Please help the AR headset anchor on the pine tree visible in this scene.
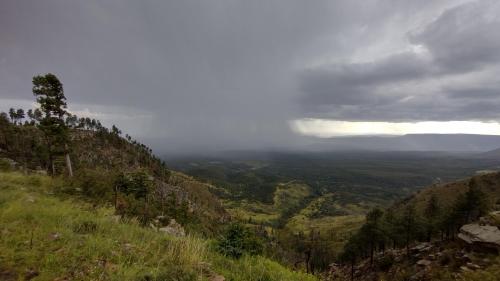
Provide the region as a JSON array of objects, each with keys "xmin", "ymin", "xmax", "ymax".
[
  {"xmin": 453, "ymin": 179, "xmax": 489, "ymax": 226},
  {"xmin": 340, "ymin": 233, "xmax": 363, "ymax": 281},
  {"xmin": 424, "ymin": 194, "xmax": 440, "ymax": 241},
  {"xmin": 8, "ymin": 108, "xmax": 16, "ymax": 124},
  {"xmin": 33, "ymin": 109, "xmax": 42, "ymax": 122},
  {"xmin": 402, "ymin": 203, "xmax": 418, "ymax": 256},
  {"xmin": 383, "ymin": 208, "xmax": 404, "ymax": 249},
  {"xmin": 32, "ymin": 73, "xmax": 73, "ymax": 176},
  {"xmin": 26, "ymin": 109, "xmax": 36, "ymax": 125},
  {"xmin": 16, "ymin": 109, "xmax": 25, "ymax": 124},
  {"xmin": 363, "ymin": 208, "xmax": 385, "ymax": 266}
]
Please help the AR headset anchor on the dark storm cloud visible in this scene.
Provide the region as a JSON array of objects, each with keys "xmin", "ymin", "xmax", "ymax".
[
  {"xmin": 446, "ymin": 85, "xmax": 500, "ymax": 99},
  {"xmin": 1, "ymin": 0, "xmax": 499, "ymax": 152},
  {"xmin": 409, "ymin": 0, "xmax": 500, "ymax": 73},
  {"xmin": 299, "ymin": 52, "xmax": 432, "ymax": 106},
  {"xmin": 300, "ymin": 0, "xmax": 500, "ymax": 122},
  {"xmin": 0, "ymin": 0, "xmax": 368, "ymax": 152}
]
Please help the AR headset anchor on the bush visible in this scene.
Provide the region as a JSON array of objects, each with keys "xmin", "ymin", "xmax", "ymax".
[
  {"xmin": 136, "ymin": 267, "xmax": 197, "ymax": 281},
  {"xmin": 376, "ymin": 253, "xmax": 395, "ymax": 271},
  {"xmin": 439, "ymin": 252, "xmax": 452, "ymax": 266},
  {"xmin": 71, "ymin": 168, "xmax": 115, "ymax": 199},
  {"xmin": 116, "ymin": 171, "xmax": 152, "ymax": 199},
  {"xmin": 156, "ymin": 267, "xmax": 197, "ymax": 281},
  {"xmin": 0, "ymin": 158, "xmax": 13, "ymax": 172},
  {"xmin": 72, "ymin": 220, "xmax": 98, "ymax": 234},
  {"xmin": 216, "ymin": 223, "xmax": 263, "ymax": 259},
  {"xmin": 115, "ymin": 193, "xmax": 160, "ymax": 225}
]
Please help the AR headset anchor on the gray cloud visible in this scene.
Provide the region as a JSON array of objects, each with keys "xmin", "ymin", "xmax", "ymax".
[
  {"xmin": 299, "ymin": 52, "xmax": 432, "ymax": 107},
  {"xmin": 409, "ymin": 0, "xmax": 500, "ymax": 73},
  {"xmin": 0, "ymin": 0, "xmax": 499, "ymax": 153},
  {"xmin": 300, "ymin": 0, "xmax": 500, "ymax": 122},
  {"xmin": 446, "ymin": 85, "xmax": 500, "ymax": 99},
  {"xmin": 2, "ymin": 0, "xmax": 366, "ymax": 152}
]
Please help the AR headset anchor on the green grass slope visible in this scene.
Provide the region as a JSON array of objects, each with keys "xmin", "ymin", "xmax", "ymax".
[
  {"xmin": 395, "ymin": 171, "xmax": 500, "ymax": 216},
  {"xmin": 0, "ymin": 119, "xmax": 229, "ymax": 233},
  {"xmin": 222, "ymin": 182, "xmax": 366, "ymax": 262},
  {"xmin": 0, "ymin": 172, "xmax": 317, "ymax": 281}
]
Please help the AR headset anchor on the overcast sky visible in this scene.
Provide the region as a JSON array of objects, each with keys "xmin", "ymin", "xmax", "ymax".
[{"xmin": 1, "ymin": 0, "xmax": 500, "ymax": 153}]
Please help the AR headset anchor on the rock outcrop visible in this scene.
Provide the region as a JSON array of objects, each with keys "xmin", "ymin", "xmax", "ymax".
[
  {"xmin": 159, "ymin": 219, "xmax": 186, "ymax": 237},
  {"xmin": 326, "ymin": 241, "xmax": 491, "ymax": 281},
  {"xmin": 458, "ymin": 223, "xmax": 500, "ymax": 252}
]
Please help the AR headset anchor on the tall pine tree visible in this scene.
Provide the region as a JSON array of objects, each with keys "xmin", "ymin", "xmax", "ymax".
[{"xmin": 32, "ymin": 73, "xmax": 73, "ymax": 176}]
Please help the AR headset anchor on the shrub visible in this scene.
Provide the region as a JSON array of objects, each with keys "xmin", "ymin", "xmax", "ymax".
[
  {"xmin": 0, "ymin": 158, "xmax": 12, "ymax": 172},
  {"xmin": 68, "ymin": 168, "xmax": 115, "ymax": 200},
  {"xmin": 72, "ymin": 220, "xmax": 98, "ymax": 234},
  {"xmin": 116, "ymin": 171, "xmax": 152, "ymax": 199},
  {"xmin": 439, "ymin": 252, "xmax": 453, "ymax": 266},
  {"xmin": 136, "ymin": 267, "xmax": 197, "ymax": 281},
  {"xmin": 155, "ymin": 267, "xmax": 197, "ymax": 281},
  {"xmin": 376, "ymin": 253, "xmax": 395, "ymax": 271},
  {"xmin": 216, "ymin": 223, "xmax": 263, "ymax": 259}
]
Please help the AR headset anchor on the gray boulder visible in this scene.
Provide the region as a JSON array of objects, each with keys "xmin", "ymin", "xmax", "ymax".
[
  {"xmin": 416, "ymin": 259, "xmax": 432, "ymax": 267},
  {"xmin": 159, "ymin": 219, "xmax": 186, "ymax": 237},
  {"xmin": 458, "ymin": 223, "xmax": 500, "ymax": 251}
]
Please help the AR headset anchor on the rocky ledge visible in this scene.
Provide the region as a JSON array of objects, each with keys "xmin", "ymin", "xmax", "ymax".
[{"xmin": 458, "ymin": 223, "xmax": 500, "ymax": 252}]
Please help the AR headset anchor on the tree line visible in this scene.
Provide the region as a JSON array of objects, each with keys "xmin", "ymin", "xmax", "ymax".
[
  {"xmin": 339, "ymin": 179, "xmax": 489, "ymax": 280},
  {"xmin": 0, "ymin": 74, "xmax": 203, "ymax": 229},
  {"xmin": 0, "ymin": 73, "xmax": 161, "ymax": 176}
]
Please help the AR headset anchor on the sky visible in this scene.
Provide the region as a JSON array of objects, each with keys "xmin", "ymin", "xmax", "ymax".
[{"xmin": 1, "ymin": 0, "xmax": 500, "ymax": 153}]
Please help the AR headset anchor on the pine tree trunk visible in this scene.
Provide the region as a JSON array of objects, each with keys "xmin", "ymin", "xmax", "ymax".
[
  {"xmin": 114, "ymin": 185, "xmax": 118, "ymax": 210},
  {"xmin": 65, "ymin": 153, "xmax": 73, "ymax": 177},
  {"xmin": 370, "ymin": 242, "xmax": 374, "ymax": 266},
  {"xmin": 305, "ymin": 249, "xmax": 311, "ymax": 273},
  {"xmin": 406, "ymin": 231, "xmax": 410, "ymax": 257},
  {"xmin": 19, "ymin": 130, "xmax": 28, "ymax": 174},
  {"xmin": 64, "ymin": 144, "xmax": 73, "ymax": 177},
  {"xmin": 50, "ymin": 156, "xmax": 55, "ymax": 176},
  {"xmin": 406, "ymin": 217, "xmax": 411, "ymax": 256},
  {"xmin": 350, "ymin": 260, "xmax": 354, "ymax": 281},
  {"xmin": 45, "ymin": 136, "xmax": 55, "ymax": 176}
]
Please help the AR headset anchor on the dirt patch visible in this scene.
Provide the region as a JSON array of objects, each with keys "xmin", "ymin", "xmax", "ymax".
[{"xmin": 0, "ymin": 267, "xmax": 18, "ymax": 281}]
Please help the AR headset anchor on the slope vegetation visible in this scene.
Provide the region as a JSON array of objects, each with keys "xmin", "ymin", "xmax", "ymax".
[
  {"xmin": 0, "ymin": 172, "xmax": 317, "ymax": 281},
  {"xmin": 0, "ymin": 117, "xmax": 227, "ymax": 233},
  {"xmin": 397, "ymin": 171, "xmax": 500, "ymax": 215}
]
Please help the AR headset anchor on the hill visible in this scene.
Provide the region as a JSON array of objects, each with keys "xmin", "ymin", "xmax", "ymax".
[
  {"xmin": 304, "ymin": 134, "xmax": 500, "ymax": 152},
  {"xmin": 475, "ymin": 147, "xmax": 500, "ymax": 159},
  {"xmin": 0, "ymin": 115, "xmax": 227, "ymax": 233},
  {"xmin": 331, "ymin": 170, "xmax": 500, "ymax": 280},
  {"xmin": 0, "ymin": 109, "xmax": 320, "ymax": 280},
  {"xmin": 0, "ymin": 171, "xmax": 317, "ymax": 281},
  {"xmin": 398, "ymin": 171, "xmax": 500, "ymax": 220},
  {"xmin": 3, "ymin": 96, "xmax": 500, "ymax": 278},
  {"xmin": 170, "ymin": 151, "xmax": 500, "ymax": 263}
]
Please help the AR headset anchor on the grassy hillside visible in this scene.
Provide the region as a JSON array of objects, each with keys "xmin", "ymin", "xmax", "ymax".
[
  {"xmin": 171, "ymin": 152, "xmax": 500, "ymax": 263},
  {"xmin": 396, "ymin": 171, "xmax": 500, "ymax": 216},
  {"xmin": 0, "ymin": 118, "xmax": 227, "ymax": 233},
  {"xmin": 171, "ymin": 152, "xmax": 500, "ymax": 228},
  {"xmin": 0, "ymin": 172, "xmax": 317, "ymax": 281},
  {"xmin": 70, "ymin": 130, "xmax": 229, "ymax": 226},
  {"xmin": 222, "ymin": 181, "xmax": 365, "ymax": 267},
  {"xmin": 329, "ymin": 170, "xmax": 500, "ymax": 281}
]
